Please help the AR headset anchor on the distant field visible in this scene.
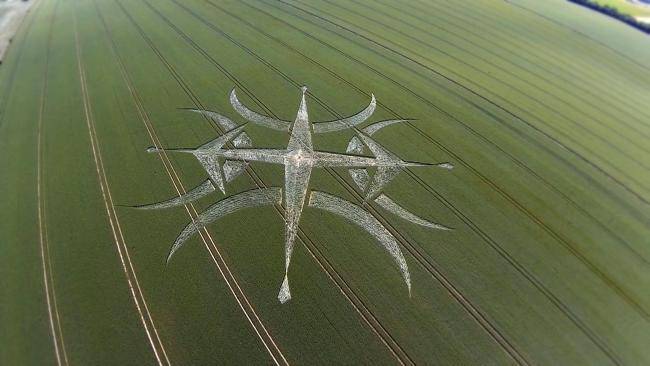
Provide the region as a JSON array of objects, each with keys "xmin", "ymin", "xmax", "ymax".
[
  {"xmin": 0, "ymin": 1, "xmax": 33, "ymax": 62},
  {"xmin": 593, "ymin": 0, "xmax": 650, "ymax": 16},
  {"xmin": 1, "ymin": 0, "xmax": 650, "ymax": 365}
]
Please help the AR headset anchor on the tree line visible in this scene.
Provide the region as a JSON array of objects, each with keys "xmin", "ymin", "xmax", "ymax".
[{"xmin": 568, "ymin": 0, "xmax": 650, "ymax": 34}]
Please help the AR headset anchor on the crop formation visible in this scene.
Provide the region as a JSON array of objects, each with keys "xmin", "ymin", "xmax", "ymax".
[{"xmin": 1, "ymin": 0, "xmax": 649, "ymax": 365}]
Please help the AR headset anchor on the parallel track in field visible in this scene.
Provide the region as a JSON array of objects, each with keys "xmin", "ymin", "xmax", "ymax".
[
  {"xmin": 279, "ymin": 0, "xmax": 650, "ymax": 203},
  {"xmin": 244, "ymin": 0, "xmax": 650, "ymax": 229},
  {"xmin": 36, "ymin": 2, "xmax": 69, "ymax": 365},
  {"xmin": 94, "ymin": 2, "xmax": 291, "ymax": 364},
  {"xmin": 505, "ymin": 0, "xmax": 650, "ymax": 74},
  {"xmin": 427, "ymin": 0, "xmax": 650, "ymax": 117},
  {"xmin": 72, "ymin": 5, "xmax": 171, "ymax": 364}
]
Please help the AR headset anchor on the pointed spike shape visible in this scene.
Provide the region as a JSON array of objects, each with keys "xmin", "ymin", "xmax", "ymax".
[
  {"xmin": 146, "ymin": 146, "xmax": 195, "ymax": 154},
  {"xmin": 282, "ymin": 161, "xmax": 311, "ymax": 284},
  {"xmin": 288, "ymin": 86, "xmax": 312, "ymax": 151},
  {"xmin": 281, "ymin": 86, "xmax": 314, "ymax": 297},
  {"xmin": 278, "ymin": 276, "xmax": 291, "ymax": 303}
]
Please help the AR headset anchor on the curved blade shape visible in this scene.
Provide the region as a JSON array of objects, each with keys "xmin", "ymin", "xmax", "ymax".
[
  {"xmin": 313, "ymin": 94, "xmax": 376, "ymax": 133},
  {"xmin": 133, "ymin": 179, "xmax": 215, "ymax": 210},
  {"xmin": 185, "ymin": 108, "xmax": 237, "ymax": 131},
  {"xmin": 375, "ymin": 194, "xmax": 452, "ymax": 231},
  {"xmin": 168, "ymin": 187, "xmax": 282, "ymax": 262},
  {"xmin": 308, "ymin": 191, "xmax": 411, "ymax": 295},
  {"xmin": 362, "ymin": 119, "xmax": 410, "ymax": 135},
  {"xmin": 230, "ymin": 89, "xmax": 291, "ymax": 131}
]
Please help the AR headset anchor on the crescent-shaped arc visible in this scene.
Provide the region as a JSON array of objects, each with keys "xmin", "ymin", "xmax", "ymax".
[
  {"xmin": 375, "ymin": 194, "xmax": 452, "ymax": 231},
  {"xmin": 230, "ymin": 89, "xmax": 291, "ymax": 131},
  {"xmin": 230, "ymin": 88, "xmax": 378, "ymax": 134},
  {"xmin": 308, "ymin": 191, "xmax": 411, "ymax": 295},
  {"xmin": 185, "ymin": 108, "xmax": 238, "ymax": 131},
  {"xmin": 363, "ymin": 118, "xmax": 411, "ymax": 135},
  {"xmin": 132, "ymin": 179, "xmax": 216, "ymax": 210},
  {"xmin": 312, "ymin": 94, "xmax": 377, "ymax": 133},
  {"xmin": 167, "ymin": 187, "xmax": 283, "ymax": 262}
]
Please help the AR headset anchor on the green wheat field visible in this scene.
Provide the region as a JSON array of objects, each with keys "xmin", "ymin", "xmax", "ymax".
[{"xmin": 1, "ymin": 0, "xmax": 649, "ymax": 364}]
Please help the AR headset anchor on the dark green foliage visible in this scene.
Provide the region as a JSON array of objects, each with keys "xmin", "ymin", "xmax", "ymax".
[{"xmin": 569, "ymin": 0, "xmax": 650, "ymax": 33}]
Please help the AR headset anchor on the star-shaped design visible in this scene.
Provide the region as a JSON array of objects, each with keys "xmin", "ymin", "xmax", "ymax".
[{"xmin": 140, "ymin": 86, "xmax": 452, "ymax": 303}]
